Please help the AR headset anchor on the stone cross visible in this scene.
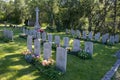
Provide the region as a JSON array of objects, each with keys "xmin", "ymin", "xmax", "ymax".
[
  {"xmin": 34, "ymin": 7, "xmax": 40, "ymax": 30},
  {"xmin": 56, "ymin": 47, "xmax": 67, "ymax": 72}
]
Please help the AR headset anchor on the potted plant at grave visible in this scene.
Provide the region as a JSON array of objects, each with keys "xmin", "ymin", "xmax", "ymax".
[{"xmin": 22, "ymin": 50, "xmax": 33, "ymax": 63}]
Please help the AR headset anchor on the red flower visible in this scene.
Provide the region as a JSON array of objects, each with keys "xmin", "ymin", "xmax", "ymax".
[{"xmin": 37, "ymin": 29, "xmax": 44, "ymax": 33}]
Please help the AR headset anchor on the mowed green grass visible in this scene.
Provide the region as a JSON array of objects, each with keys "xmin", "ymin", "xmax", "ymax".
[{"xmin": 0, "ymin": 26, "xmax": 120, "ymax": 80}]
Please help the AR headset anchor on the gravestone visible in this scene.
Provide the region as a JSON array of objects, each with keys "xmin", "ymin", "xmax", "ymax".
[
  {"xmin": 82, "ymin": 31, "xmax": 87, "ymax": 39},
  {"xmin": 76, "ymin": 30, "xmax": 81, "ymax": 38},
  {"xmin": 71, "ymin": 29, "xmax": 75, "ymax": 37},
  {"xmin": 23, "ymin": 28, "xmax": 26, "ymax": 34},
  {"xmin": 37, "ymin": 32, "xmax": 41, "ymax": 39},
  {"xmin": 63, "ymin": 37, "xmax": 69, "ymax": 48},
  {"xmin": 48, "ymin": 34, "xmax": 53, "ymax": 42},
  {"xmin": 42, "ymin": 32, "xmax": 46, "ymax": 41},
  {"xmin": 3, "ymin": 29, "xmax": 13, "ymax": 41},
  {"xmin": 27, "ymin": 36, "xmax": 33, "ymax": 52},
  {"xmin": 34, "ymin": 39, "xmax": 40, "ymax": 56},
  {"xmin": 32, "ymin": 30, "xmax": 37, "ymax": 38},
  {"xmin": 94, "ymin": 32, "xmax": 100, "ymax": 41},
  {"xmin": 88, "ymin": 31, "xmax": 93, "ymax": 40},
  {"xmin": 43, "ymin": 42, "xmax": 52, "ymax": 60},
  {"xmin": 8, "ymin": 31, "xmax": 14, "ymax": 41},
  {"xmin": 85, "ymin": 42, "xmax": 93, "ymax": 56},
  {"xmin": 56, "ymin": 47, "xmax": 67, "ymax": 72},
  {"xmin": 115, "ymin": 34, "xmax": 119, "ymax": 43},
  {"xmin": 102, "ymin": 34, "xmax": 108, "ymax": 44},
  {"xmin": 109, "ymin": 35, "xmax": 115, "ymax": 45},
  {"xmin": 55, "ymin": 36, "xmax": 60, "ymax": 46},
  {"xmin": 66, "ymin": 29, "xmax": 69, "ymax": 34},
  {"xmin": 72, "ymin": 39, "xmax": 81, "ymax": 52}
]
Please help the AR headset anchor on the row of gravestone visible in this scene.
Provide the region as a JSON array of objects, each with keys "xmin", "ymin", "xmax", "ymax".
[
  {"xmin": 27, "ymin": 35, "xmax": 93, "ymax": 72},
  {"xmin": 66, "ymin": 29, "xmax": 120, "ymax": 45},
  {"xmin": 3, "ymin": 29, "xmax": 13, "ymax": 41},
  {"xmin": 27, "ymin": 35, "xmax": 67, "ymax": 72}
]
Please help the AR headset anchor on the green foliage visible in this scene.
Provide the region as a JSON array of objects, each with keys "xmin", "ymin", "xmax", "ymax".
[
  {"xmin": 77, "ymin": 50, "xmax": 92, "ymax": 60},
  {"xmin": 0, "ymin": 36, "xmax": 12, "ymax": 43}
]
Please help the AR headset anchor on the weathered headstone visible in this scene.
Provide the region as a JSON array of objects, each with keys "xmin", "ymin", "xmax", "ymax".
[
  {"xmin": 109, "ymin": 35, "xmax": 115, "ymax": 45},
  {"xmin": 56, "ymin": 47, "xmax": 67, "ymax": 72},
  {"xmin": 115, "ymin": 34, "xmax": 119, "ymax": 43},
  {"xmin": 27, "ymin": 36, "xmax": 33, "ymax": 52},
  {"xmin": 88, "ymin": 31, "xmax": 93, "ymax": 40},
  {"xmin": 55, "ymin": 36, "xmax": 60, "ymax": 46},
  {"xmin": 34, "ymin": 39, "xmax": 40, "ymax": 56},
  {"xmin": 43, "ymin": 42, "xmax": 52, "ymax": 60},
  {"xmin": 3, "ymin": 29, "xmax": 13, "ymax": 41},
  {"xmin": 48, "ymin": 34, "xmax": 53, "ymax": 42},
  {"xmin": 72, "ymin": 39, "xmax": 81, "ymax": 52},
  {"xmin": 63, "ymin": 37, "xmax": 69, "ymax": 48},
  {"xmin": 37, "ymin": 32, "xmax": 41, "ymax": 39},
  {"xmin": 66, "ymin": 29, "xmax": 69, "ymax": 34},
  {"xmin": 82, "ymin": 31, "xmax": 87, "ymax": 39},
  {"xmin": 42, "ymin": 32, "xmax": 46, "ymax": 41},
  {"xmin": 85, "ymin": 42, "xmax": 93, "ymax": 55},
  {"xmin": 71, "ymin": 29, "xmax": 75, "ymax": 37},
  {"xmin": 94, "ymin": 32, "xmax": 100, "ymax": 41},
  {"xmin": 76, "ymin": 30, "xmax": 81, "ymax": 38},
  {"xmin": 102, "ymin": 34, "xmax": 108, "ymax": 44}
]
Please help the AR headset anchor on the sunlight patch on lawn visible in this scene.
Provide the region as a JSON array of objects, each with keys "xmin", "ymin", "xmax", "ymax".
[{"xmin": 8, "ymin": 65, "xmax": 31, "ymax": 70}]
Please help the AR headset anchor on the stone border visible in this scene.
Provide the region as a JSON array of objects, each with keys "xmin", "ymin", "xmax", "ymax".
[{"xmin": 101, "ymin": 59, "xmax": 120, "ymax": 80}]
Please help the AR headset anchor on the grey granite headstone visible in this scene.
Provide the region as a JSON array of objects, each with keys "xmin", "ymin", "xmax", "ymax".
[
  {"xmin": 82, "ymin": 31, "xmax": 87, "ymax": 39},
  {"xmin": 76, "ymin": 30, "xmax": 81, "ymax": 38},
  {"xmin": 55, "ymin": 36, "xmax": 60, "ymax": 46},
  {"xmin": 88, "ymin": 31, "xmax": 93, "ymax": 40},
  {"xmin": 56, "ymin": 47, "xmax": 67, "ymax": 72},
  {"xmin": 42, "ymin": 32, "xmax": 46, "ymax": 41},
  {"xmin": 34, "ymin": 39, "xmax": 40, "ymax": 56},
  {"xmin": 27, "ymin": 36, "xmax": 33, "ymax": 52},
  {"xmin": 72, "ymin": 39, "xmax": 81, "ymax": 52},
  {"xmin": 85, "ymin": 42, "xmax": 93, "ymax": 56},
  {"xmin": 66, "ymin": 29, "xmax": 69, "ymax": 34},
  {"xmin": 115, "ymin": 34, "xmax": 119, "ymax": 43},
  {"xmin": 94, "ymin": 32, "xmax": 100, "ymax": 41},
  {"xmin": 71, "ymin": 29, "xmax": 75, "ymax": 37},
  {"xmin": 109, "ymin": 35, "xmax": 115, "ymax": 45},
  {"xmin": 43, "ymin": 42, "xmax": 52, "ymax": 60},
  {"xmin": 48, "ymin": 34, "xmax": 53, "ymax": 42},
  {"xmin": 102, "ymin": 34, "xmax": 108, "ymax": 44},
  {"xmin": 37, "ymin": 32, "xmax": 41, "ymax": 39},
  {"xmin": 63, "ymin": 37, "xmax": 69, "ymax": 48}
]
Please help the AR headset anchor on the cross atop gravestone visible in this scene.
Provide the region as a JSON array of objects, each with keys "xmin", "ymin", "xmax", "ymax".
[{"xmin": 34, "ymin": 7, "xmax": 40, "ymax": 30}]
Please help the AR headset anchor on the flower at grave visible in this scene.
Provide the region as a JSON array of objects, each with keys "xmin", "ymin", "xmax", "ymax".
[
  {"xmin": 42, "ymin": 60, "xmax": 48, "ymax": 66},
  {"xmin": 22, "ymin": 50, "xmax": 31, "ymax": 55},
  {"xmin": 41, "ymin": 59, "xmax": 55, "ymax": 66},
  {"xmin": 37, "ymin": 29, "xmax": 44, "ymax": 33},
  {"xmin": 32, "ymin": 54, "xmax": 40, "ymax": 61}
]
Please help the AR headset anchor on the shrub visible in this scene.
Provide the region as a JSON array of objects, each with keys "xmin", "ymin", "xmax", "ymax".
[{"xmin": 77, "ymin": 51, "xmax": 92, "ymax": 60}]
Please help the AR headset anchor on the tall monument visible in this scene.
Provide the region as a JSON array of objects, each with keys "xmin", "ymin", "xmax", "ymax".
[{"xmin": 34, "ymin": 7, "xmax": 40, "ymax": 30}]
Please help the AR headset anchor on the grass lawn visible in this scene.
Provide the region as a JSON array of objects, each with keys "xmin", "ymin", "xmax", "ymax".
[{"xmin": 0, "ymin": 26, "xmax": 120, "ymax": 80}]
